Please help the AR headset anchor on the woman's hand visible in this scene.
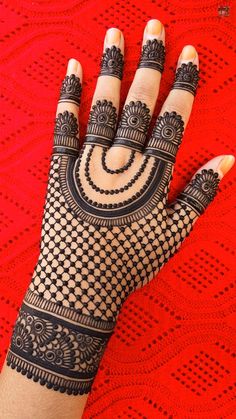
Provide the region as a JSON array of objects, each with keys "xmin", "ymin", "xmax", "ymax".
[{"xmin": 3, "ymin": 19, "xmax": 234, "ymax": 407}]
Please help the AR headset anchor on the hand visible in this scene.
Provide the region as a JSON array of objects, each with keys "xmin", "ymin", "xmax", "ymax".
[{"xmin": 7, "ymin": 20, "xmax": 234, "ymax": 397}]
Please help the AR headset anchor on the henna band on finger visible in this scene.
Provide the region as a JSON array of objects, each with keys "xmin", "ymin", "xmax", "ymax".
[
  {"xmin": 172, "ymin": 62, "xmax": 199, "ymax": 96},
  {"xmin": 176, "ymin": 169, "xmax": 220, "ymax": 215},
  {"xmin": 114, "ymin": 101, "xmax": 151, "ymax": 152},
  {"xmin": 100, "ymin": 46, "xmax": 124, "ymax": 80},
  {"xmin": 85, "ymin": 99, "xmax": 118, "ymax": 147},
  {"xmin": 145, "ymin": 111, "xmax": 184, "ymax": 163},
  {"xmin": 138, "ymin": 39, "xmax": 165, "ymax": 73},
  {"xmin": 53, "ymin": 111, "xmax": 80, "ymax": 155},
  {"xmin": 58, "ymin": 74, "xmax": 82, "ymax": 106}
]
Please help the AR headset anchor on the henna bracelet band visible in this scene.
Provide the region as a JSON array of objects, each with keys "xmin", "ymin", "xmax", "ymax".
[{"xmin": 7, "ymin": 290, "xmax": 115, "ymax": 395}]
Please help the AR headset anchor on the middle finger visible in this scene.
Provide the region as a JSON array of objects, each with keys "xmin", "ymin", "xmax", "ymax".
[{"xmin": 112, "ymin": 19, "xmax": 165, "ymax": 153}]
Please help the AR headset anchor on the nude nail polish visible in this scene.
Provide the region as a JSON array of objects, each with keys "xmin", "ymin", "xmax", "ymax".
[
  {"xmin": 217, "ymin": 155, "xmax": 235, "ymax": 177},
  {"xmin": 146, "ymin": 19, "xmax": 163, "ymax": 38},
  {"xmin": 181, "ymin": 45, "xmax": 196, "ymax": 61},
  {"xmin": 106, "ymin": 28, "xmax": 121, "ymax": 46},
  {"xmin": 67, "ymin": 58, "xmax": 80, "ymax": 75}
]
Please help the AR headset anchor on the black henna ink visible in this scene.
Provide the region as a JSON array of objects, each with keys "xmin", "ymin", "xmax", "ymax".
[
  {"xmin": 59, "ymin": 74, "xmax": 82, "ymax": 106},
  {"xmin": 100, "ymin": 46, "xmax": 124, "ymax": 80},
  {"xmin": 7, "ymin": 291, "xmax": 114, "ymax": 395},
  {"xmin": 145, "ymin": 111, "xmax": 184, "ymax": 163},
  {"xmin": 177, "ymin": 169, "xmax": 220, "ymax": 214},
  {"xmin": 172, "ymin": 62, "xmax": 199, "ymax": 96},
  {"xmin": 114, "ymin": 101, "xmax": 151, "ymax": 152},
  {"xmin": 101, "ymin": 149, "xmax": 136, "ymax": 174},
  {"xmin": 85, "ymin": 99, "xmax": 117, "ymax": 147},
  {"xmin": 58, "ymin": 152, "xmax": 170, "ymax": 225},
  {"xmin": 84, "ymin": 146, "xmax": 148, "ymax": 194},
  {"xmin": 138, "ymin": 39, "xmax": 165, "ymax": 73},
  {"xmin": 53, "ymin": 111, "xmax": 79, "ymax": 154}
]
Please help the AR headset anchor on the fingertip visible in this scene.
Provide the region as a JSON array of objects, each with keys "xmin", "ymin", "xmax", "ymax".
[
  {"xmin": 178, "ymin": 45, "xmax": 199, "ymax": 68},
  {"xmin": 217, "ymin": 154, "xmax": 235, "ymax": 178},
  {"xmin": 104, "ymin": 27, "xmax": 124, "ymax": 51},
  {"xmin": 66, "ymin": 58, "xmax": 83, "ymax": 81},
  {"xmin": 144, "ymin": 19, "xmax": 165, "ymax": 44}
]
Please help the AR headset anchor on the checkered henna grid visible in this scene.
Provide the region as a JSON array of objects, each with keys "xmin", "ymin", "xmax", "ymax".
[{"xmin": 7, "ymin": 33, "xmax": 219, "ymax": 397}]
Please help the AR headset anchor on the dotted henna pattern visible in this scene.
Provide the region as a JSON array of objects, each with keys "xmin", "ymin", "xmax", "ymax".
[{"xmin": 8, "ymin": 64, "xmax": 219, "ymax": 396}]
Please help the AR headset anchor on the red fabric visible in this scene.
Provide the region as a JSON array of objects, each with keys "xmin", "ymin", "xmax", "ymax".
[{"xmin": 0, "ymin": 0, "xmax": 236, "ymax": 417}]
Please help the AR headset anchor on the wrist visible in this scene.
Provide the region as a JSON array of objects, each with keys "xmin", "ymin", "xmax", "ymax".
[{"xmin": 7, "ymin": 288, "xmax": 115, "ymax": 395}]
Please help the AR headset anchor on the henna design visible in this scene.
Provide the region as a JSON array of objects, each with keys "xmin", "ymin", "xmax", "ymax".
[
  {"xmin": 85, "ymin": 146, "xmax": 148, "ymax": 194},
  {"xmin": 58, "ymin": 74, "xmax": 82, "ymax": 106},
  {"xmin": 138, "ymin": 39, "xmax": 165, "ymax": 73},
  {"xmin": 8, "ymin": 58, "xmax": 218, "ymax": 396},
  {"xmin": 7, "ymin": 291, "xmax": 114, "ymax": 395},
  {"xmin": 114, "ymin": 101, "xmax": 151, "ymax": 152},
  {"xmin": 85, "ymin": 100, "xmax": 117, "ymax": 147},
  {"xmin": 53, "ymin": 111, "xmax": 79, "ymax": 155},
  {"xmin": 100, "ymin": 46, "xmax": 124, "ymax": 80},
  {"xmin": 177, "ymin": 169, "xmax": 220, "ymax": 214},
  {"xmin": 172, "ymin": 62, "xmax": 199, "ymax": 96},
  {"xmin": 101, "ymin": 148, "xmax": 136, "ymax": 174},
  {"xmin": 145, "ymin": 111, "xmax": 185, "ymax": 163}
]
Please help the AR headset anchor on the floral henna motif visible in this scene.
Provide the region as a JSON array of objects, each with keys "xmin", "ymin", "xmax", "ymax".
[
  {"xmin": 177, "ymin": 169, "xmax": 220, "ymax": 214},
  {"xmin": 100, "ymin": 45, "xmax": 124, "ymax": 80},
  {"xmin": 53, "ymin": 111, "xmax": 79, "ymax": 155},
  {"xmin": 85, "ymin": 99, "xmax": 118, "ymax": 147},
  {"xmin": 145, "ymin": 111, "xmax": 185, "ymax": 163},
  {"xmin": 172, "ymin": 62, "xmax": 199, "ymax": 96},
  {"xmin": 58, "ymin": 74, "xmax": 82, "ymax": 106},
  {"xmin": 138, "ymin": 39, "xmax": 165, "ymax": 73},
  {"xmin": 8, "ymin": 291, "xmax": 114, "ymax": 395},
  {"xmin": 114, "ymin": 101, "xmax": 151, "ymax": 151}
]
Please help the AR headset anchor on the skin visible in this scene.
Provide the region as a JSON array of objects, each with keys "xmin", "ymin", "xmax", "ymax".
[{"xmin": 0, "ymin": 19, "xmax": 234, "ymax": 419}]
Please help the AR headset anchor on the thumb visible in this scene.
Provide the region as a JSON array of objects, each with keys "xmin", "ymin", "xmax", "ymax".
[{"xmin": 165, "ymin": 154, "xmax": 235, "ymax": 255}]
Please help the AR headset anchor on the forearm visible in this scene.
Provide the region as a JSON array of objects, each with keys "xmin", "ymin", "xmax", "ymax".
[
  {"xmin": 0, "ymin": 365, "xmax": 88, "ymax": 419},
  {"xmin": 0, "ymin": 286, "xmax": 114, "ymax": 419}
]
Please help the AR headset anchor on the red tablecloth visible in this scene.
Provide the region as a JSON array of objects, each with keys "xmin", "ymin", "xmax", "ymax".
[{"xmin": 0, "ymin": 1, "xmax": 236, "ymax": 417}]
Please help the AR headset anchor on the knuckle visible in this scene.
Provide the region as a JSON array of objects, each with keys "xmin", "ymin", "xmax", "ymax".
[{"xmin": 129, "ymin": 83, "xmax": 154, "ymax": 105}]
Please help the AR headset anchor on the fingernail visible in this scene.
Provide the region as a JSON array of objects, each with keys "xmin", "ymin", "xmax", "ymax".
[
  {"xmin": 217, "ymin": 155, "xmax": 235, "ymax": 177},
  {"xmin": 67, "ymin": 58, "xmax": 80, "ymax": 75},
  {"xmin": 181, "ymin": 45, "xmax": 196, "ymax": 61},
  {"xmin": 106, "ymin": 28, "xmax": 121, "ymax": 47},
  {"xmin": 146, "ymin": 19, "xmax": 163, "ymax": 39}
]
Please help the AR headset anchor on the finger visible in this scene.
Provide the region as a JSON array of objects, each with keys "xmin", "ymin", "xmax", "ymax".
[
  {"xmin": 84, "ymin": 28, "xmax": 124, "ymax": 148},
  {"xmin": 112, "ymin": 19, "xmax": 165, "ymax": 153},
  {"xmin": 53, "ymin": 59, "xmax": 82, "ymax": 156},
  {"xmin": 165, "ymin": 155, "xmax": 235, "ymax": 259},
  {"xmin": 145, "ymin": 45, "xmax": 199, "ymax": 165}
]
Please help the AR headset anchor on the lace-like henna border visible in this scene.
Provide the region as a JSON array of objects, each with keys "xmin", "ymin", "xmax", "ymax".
[{"xmin": 7, "ymin": 290, "xmax": 115, "ymax": 395}]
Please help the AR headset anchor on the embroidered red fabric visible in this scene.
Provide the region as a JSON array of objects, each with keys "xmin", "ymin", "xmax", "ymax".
[{"xmin": 0, "ymin": 1, "xmax": 236, "ymax": 417}]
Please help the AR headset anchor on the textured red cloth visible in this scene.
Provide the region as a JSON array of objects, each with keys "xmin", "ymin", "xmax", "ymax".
[{"xmin": 0, "ymin": 0, "xmax": 236, "ymax": 417}]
